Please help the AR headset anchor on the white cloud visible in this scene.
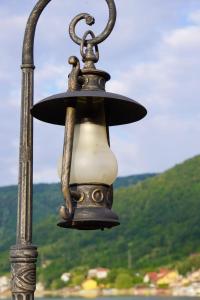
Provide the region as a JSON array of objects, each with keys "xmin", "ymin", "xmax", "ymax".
[
  {"xmin": 189, "ymin": 9, "xmax": 200, "ymax": 24},
  {"xmin": 109, "ymin": 14, "xmax": 200, "ymax": 113},
  {"xmin": 108, "ymin": 11, "xmax": 200, "ymax": 175}
]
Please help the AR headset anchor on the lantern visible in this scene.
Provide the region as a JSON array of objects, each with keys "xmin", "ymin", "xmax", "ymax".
[{"xmin": 31, "ymin": 5, "xmax": 147, "ymax": 230}]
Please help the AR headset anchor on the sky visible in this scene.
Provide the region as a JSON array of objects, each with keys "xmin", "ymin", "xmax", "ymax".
[{"xmin": 1, "ymin": 0, "xmax": 200, "ymax": 186}]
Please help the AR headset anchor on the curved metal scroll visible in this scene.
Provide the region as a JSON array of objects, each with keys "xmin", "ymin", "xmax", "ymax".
[
  {"xmin": 23, "ymin": 0, "xmax": 116, "ymax": 65},
  {"xmin": 69, "ymin": 0, "xmax": 116, "ymax": 46}
]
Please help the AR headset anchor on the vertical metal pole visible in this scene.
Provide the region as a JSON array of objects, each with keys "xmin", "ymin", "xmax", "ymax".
[
  {"xmin": 17, "ymin": 65, "xmax": 34, "ymax": 245},
  {"xmin": 9, "ymin": 0, "xmax": 53, "ymax": 298},
  {"xmin": 10, "ymin": 64, "xmax": 38, "ymax": 300}
]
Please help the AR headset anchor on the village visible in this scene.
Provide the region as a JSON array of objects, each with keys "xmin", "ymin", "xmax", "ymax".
[{"xmin": 1, "ymin": 266, "xmax": 200, "ymax": 298}]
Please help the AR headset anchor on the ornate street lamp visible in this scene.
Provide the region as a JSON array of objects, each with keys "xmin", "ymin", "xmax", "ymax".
[{"xmin": 10, "ymin": 1, "xmax": 147, "ymax": 299}]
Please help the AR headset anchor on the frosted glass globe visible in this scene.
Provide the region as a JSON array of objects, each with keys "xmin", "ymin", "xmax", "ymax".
[
  {"xmin": 70, "ymin": 120, "xmax": 118, "ymax": 185},
  {"xmin": 58, "ymin": 100, "xmax": 118, "ymax": 186}
]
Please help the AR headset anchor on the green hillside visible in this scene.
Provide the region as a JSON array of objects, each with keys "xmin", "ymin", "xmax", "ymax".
[
  {"xmin": 0, "ymin": 156, "xmax": 200, "ymax": 287},
  {"xmin": 114, "ymin": 173, "xmax": 156, "ymax": 189},
  {"xmin": 0, "ymin": 173, "xmax": 154, "ymax": 273}
]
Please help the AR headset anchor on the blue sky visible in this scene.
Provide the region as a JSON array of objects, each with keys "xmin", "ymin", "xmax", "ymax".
[{"xmin": 1, "ymin": 0, "xmax": 200, "ymax": 185}]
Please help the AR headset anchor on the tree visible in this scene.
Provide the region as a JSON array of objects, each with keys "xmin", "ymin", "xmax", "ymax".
[{"xmin": 115, "ymin": 273, "xmax": 133, "ymax": 289}]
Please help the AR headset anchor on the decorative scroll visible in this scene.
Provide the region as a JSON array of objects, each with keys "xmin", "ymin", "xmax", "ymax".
[
  {"xmin": 22, "ymin": 0, "xmax": 116, "ymax": 65},
  {"xmin": 69, "ymin": 1, "xmax": 116, "ymax": 47}
]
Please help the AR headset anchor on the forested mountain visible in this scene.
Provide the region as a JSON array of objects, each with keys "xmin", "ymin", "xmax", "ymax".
[
  {"xmin": 0, "ymin": 156, "xmax": 200, "ymax": 287},
  {"xmin": 114, "ymin": 173, "xmax": 156, "ymax": 189},
  {"xmin": 0, "ymin": 173, "xmax": 155, "ymax": 274}
]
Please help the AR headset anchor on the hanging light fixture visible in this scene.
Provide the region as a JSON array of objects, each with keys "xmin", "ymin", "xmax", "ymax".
[
  {"xmin": 10, "ymin": 1, "xmax": 147, "ymax": 299},
  {"xmin": 31, "ymin": 2, "xmax": 147, "ymax": 230}
]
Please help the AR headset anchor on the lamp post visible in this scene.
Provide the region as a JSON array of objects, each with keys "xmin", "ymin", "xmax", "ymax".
[{"xmin": 10, "ymin": 1, "xmax": 147, "ymax": 299}]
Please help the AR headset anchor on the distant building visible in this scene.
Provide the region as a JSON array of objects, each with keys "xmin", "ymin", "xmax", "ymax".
[
  {"xmin": 61, "ymin": 272, "xmax": 71, "ymax": 282},
  {"xmin": 82, "ymin": 279, "xmax": 98, "ymax": 290},
  {"xmin": 88, "ymin": 268, "xmax": 109, "ymax": 279},
  {"xmin": 0, "ymin": 276, "xmax": 10, "ymax": 293},
  {"xmin": 157, "ymin": 270, "xmax": 179, "ymax": 286},
  {"xmin": 144, "ymin": 272, "xmax": 158, "ymax": 284},
  {"xmin": 144, "ymin": 269, "xmax": 179, "ymax": 286},
  {"xmin": 36, "ymin": 282, "xmax": 45, "ymax": 292},
  {"xmin": 187, "ymin": 269, "xmax": 200, "ymax": 282}
]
